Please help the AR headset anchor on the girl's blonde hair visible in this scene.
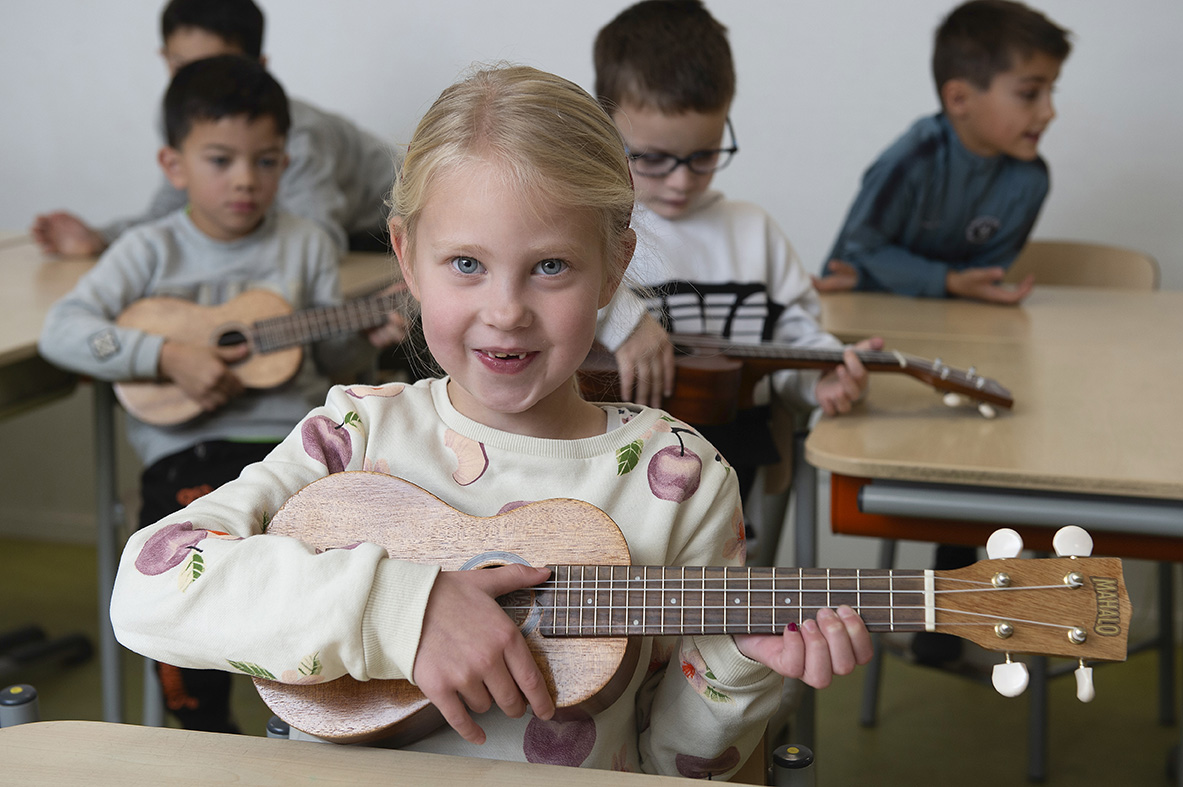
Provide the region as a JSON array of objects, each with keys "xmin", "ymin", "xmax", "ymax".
[{"xmin": 390, "ymin": 64, "xmax": 636, "ymax": 279}]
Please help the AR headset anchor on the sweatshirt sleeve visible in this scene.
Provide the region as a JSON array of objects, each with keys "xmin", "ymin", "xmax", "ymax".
[
  {"xmin": 763, "ymin": 217, "xmax": 843, "ymax": 408},
  {"xmin": 636, "ymin": 435, "xmax": 783, "ymax": 778},
  {"xmin": 37, "ymin": 233, "xmax": 167, "ymax": 381},
  {"xmin": 827, "ymin": 158, "xmax": 952, "ymax": 298},
  {"xmin": 109, "ymin": 385, "xmax": 440, "ymax": 685},
  {"xmin": 595, "ymin": 285, "xmax": 650, "ymax": 352}
]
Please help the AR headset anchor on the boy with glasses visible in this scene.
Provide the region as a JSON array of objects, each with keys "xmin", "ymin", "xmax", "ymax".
[{"xmin": 595, "ymin": 0, "xmax": 880, "ymax": 506}]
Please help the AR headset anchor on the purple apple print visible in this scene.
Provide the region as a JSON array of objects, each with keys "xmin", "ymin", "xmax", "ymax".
[
  {"xmin": 135, "ymin": 522, "xmax": 208, "ymax": 576},
  {"xmin": 523, "ymin": 709, "xmax": 596, "ymax": 766},
  {"xmin": 647, "ymin": 428, "xmax": 701, "ymax": 502},
  {"xmin": 302, "ymin": 414, "xmax": 353, "ymax": 473},
  {"xmin": 675, "ymin": 747, "xmax": 740, "ymax": 779}
]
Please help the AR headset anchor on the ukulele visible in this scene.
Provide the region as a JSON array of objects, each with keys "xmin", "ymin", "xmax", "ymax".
[
  {"xmin": 252, "ymin": 472, "xmax": 1129, "ymax": 744},
  {"xmin": 578, "ymin": 334, "xmax": 1013, "ymax": 425},
  {"xmin": 114, "ymin": 288, "xmax": 401, "ymax": 426}
]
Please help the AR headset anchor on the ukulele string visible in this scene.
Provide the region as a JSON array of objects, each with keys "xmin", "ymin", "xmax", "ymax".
[{"xmin": 502, "ymin": 584, "xmax": 1083, "ymax": 633}]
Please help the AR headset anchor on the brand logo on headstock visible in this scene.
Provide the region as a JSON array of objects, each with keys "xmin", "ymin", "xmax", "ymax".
[{"xmin": 1091, "ymin": 576, "xmax": 1122, "ymax": 636}]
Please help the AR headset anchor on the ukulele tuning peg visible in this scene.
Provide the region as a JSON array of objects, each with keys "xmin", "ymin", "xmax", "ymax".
[
  {"xmin": 986, "ymin": 528, "xmax": 1024, "ymax": 560},
  {"xmin": 1053, "ymin": 525, "xmax": 1093, "ymax": 558},
  {"xmin": 992, "ymin": 657, "xmax": 1029, "ymax": 698},
  {"xmin": 1075, "ymin": 661, "xmax": 1096, "ymax": 703},
  {"xmin": 943, "ymin": 392, "xmax": 966, "ymax": 408},
  {"xmin": 977, "ymin": 402, "xmax": 997, "ymax": 419}
]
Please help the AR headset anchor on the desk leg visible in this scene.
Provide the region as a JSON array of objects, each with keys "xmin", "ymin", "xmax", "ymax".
[
  {"xmin": 791, "ymin": 430, "xmax": 816, "ymax": 749},
  {"xmin": 93, "ymin": 382, "xmax": 123, "ymax": 723}
]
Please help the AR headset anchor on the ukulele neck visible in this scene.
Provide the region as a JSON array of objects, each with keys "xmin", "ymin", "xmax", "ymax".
[
  {"xmin": 251, "ymin": 292, "xmax": 392, "ymax": 353},
  {"xmin": 536, "ymin": 566, "xmax": 931, "ymax": 637}
]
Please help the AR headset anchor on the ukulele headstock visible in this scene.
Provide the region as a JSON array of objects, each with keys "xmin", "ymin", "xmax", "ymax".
[
  {"xmin": 933, "ymin": 527, "xmax": 1129, "ymax": 702},
  {"xmin": 897, "ymin": 354, "xmax": 1014, "ymax": 415}
]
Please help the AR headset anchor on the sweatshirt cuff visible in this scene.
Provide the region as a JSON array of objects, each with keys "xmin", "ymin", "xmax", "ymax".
[
  {"xmin": 693, "ymin": 634, "xmax": 776, "ymax": 688},
  {"xmin": 132, "ymin": 333, "xmax": 167, "ymax": 380},
  {"xmin": 361, "ymin": 559, "xmax": 440, "ymax": 681}
]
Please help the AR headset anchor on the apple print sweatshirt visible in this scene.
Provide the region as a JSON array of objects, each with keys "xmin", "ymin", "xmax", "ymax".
[
  {"xmin": 626, "ymin": 191, "xmax": 843, "ymax": 408},
  {"xmin": 38, "ymin": 208, "xmax": 375, "ymax": 468},
  {"xmin": 110, "ymin": 378, "xmax": 783, "ymax": 778}
]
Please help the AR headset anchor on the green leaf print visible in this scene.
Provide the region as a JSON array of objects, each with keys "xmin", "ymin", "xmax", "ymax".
[
  {"xmin": 260, "ymin": 510, "xmax": 271, "ymax": 533},
  {"xmin": 704, "ymin": 685, "xmax": 734, "ymax": 703},
  {"xmin": 298, "ymin": 652, "xmax": 323, "ymax": 677},
  {"xmin": 227, "ymin": 660, "xmax": 277, "ymax": 680},
  {"xmin": 342, "ymin": 411, "xmax": 362, "ymax": 429},
  {"xmin": 616, "ymin": 439, "xmax": 645, "ymax": 476},
  {"xmin": 177, "ymin": 551, "xmax": 204, "ymax": 592}
]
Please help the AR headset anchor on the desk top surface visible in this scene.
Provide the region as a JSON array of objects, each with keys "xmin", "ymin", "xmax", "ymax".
[
  {"xmin": 809, "ymin": 288, "xmax": 1183, "ymax": 499},
  {"xmin": 0, "ymin": 234, "xmax": 394, "ymax": 368},
  {"xmin": 0, "ymin": 721, "xmax": 705, "ymax": 786}
]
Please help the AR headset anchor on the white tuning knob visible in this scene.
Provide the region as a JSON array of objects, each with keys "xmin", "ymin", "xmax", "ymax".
[
  {"xmin": 943, "ymin": 392, "xmax": 965, "ymax": 408},
  {"xmin": 1053, "ymin": 525, "xmax": 1094, "ymax": 558},
  {"xmin": 978, "ymin": 402, "xmax": 997, "ymax": 419},
  {"xmin": 986, "ymin": 528, "xmax": 1024, "ymax": 560},
  {"xmin": 992, "ymin": 659, "xmax": 1029, "ymax": 698},
  {"xmin": 1075, "ymin": 664, "xmax": 1095, "ymax": 702}
]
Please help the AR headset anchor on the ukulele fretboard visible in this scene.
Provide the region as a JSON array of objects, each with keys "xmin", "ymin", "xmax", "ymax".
[
  {"xmin": 252, "ymin": 293, "xmax": 394, "ymax": 353},
  {"xmin": 535, "ymin": 566, "xmax": 932, "ymax": 636}
]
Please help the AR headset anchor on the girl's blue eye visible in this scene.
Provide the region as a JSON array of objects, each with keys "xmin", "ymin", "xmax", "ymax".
[
  {"xmin": 259, "ymin": 157, "xmax": 280, "ymax": 169},
  {"xmin": 452, "ymin": 257, "xmax": 483, "ymax": 274},
  {"xmin": 209, "ymin": 156, "xmax": 230, "ymax": 168},
  {"xmin": 536, "ymin": 259, "xmax": 567, "ymax": 276}
]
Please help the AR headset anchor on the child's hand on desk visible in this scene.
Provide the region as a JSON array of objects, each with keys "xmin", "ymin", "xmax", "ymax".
[
  {"xmin": 30, "ymin": 211, "xmax": 107, "ymax": 257},
  {"xmin": 946, "ymin": 267, "xmax": 1034, "ymax": 304},
  {"xmin": 159, "ymin": 341, "xmax": 247, "ymax": 412},
  {"xmin": 614, "ymin": 312, "xmax": 675, "ymax": 409},
  {"xmin": 734, "ymin": 606, "xmax": 873, "ymax": 688},
  {"xmin": 811, "ymin": 259, "xmax": 858, "ymax": 293},
  {"xmin": 414, "ymin": 564, "xmax": 556, "ymax": 744},
  {"xmin": 814, "ymin": 337, "xmax": 883, "ymax": 416}
]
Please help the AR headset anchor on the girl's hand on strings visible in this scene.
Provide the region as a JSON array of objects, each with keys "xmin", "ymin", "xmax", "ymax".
[
  {"xmin": 413, "ymin": 564, "xmax": 555, "ymax": 744},
  {"xmin": 733, "ymin": 605, "xmax": 873, "ymax": 688}
]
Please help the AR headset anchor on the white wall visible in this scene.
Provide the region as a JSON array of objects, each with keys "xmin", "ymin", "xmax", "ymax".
[
  {"xmin": 1, "ymin": 0, "xmax": 1180, "ymax": 571},
  {"xmin": 3, "ymin": 1, "xmax": 1181, "ymax": 283}
]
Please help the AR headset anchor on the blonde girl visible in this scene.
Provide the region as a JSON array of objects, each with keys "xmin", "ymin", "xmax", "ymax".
[{"xmin": 112, "ymin": 65, "xmax": 870, "ymax": 777}]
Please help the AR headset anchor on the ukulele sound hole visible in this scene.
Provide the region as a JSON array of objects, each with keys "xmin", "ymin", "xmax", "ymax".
[
  {"xmin": 496, "ymin": 588, "xmax": 539, "ymax": 633},
  {"xmin": 461, "ymin": 551, "xmax": 543, "ymax": 636},
  {"xmin": 217, "ymin": 330, "xmax": 248, "ymax": 347}
]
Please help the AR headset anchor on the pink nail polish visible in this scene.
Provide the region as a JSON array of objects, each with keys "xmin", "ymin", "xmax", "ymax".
[{"xmin": 786, "ymin": 622, "xmax": 798, "ymax": 633}]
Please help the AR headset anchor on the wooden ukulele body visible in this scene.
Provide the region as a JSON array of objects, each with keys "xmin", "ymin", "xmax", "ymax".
[
  {"xmin": 115, "ymin": 290, "xmax": 303, "ymax": 425},
  {"xmin": 255, "ymin": 472, "xmax": 638, "ymax": 744}
]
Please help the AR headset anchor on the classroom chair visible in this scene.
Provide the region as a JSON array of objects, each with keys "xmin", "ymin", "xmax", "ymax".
[
  {"xmin": 859, "ymin": 238, "xmax": 1167, "ymax": 782},
  {"xmin": 1003, "ymin": 239, "xmax": 1160, "ymax": 290}
]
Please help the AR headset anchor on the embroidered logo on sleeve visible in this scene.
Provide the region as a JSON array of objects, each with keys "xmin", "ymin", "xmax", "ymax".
[
  {"xmin": 965, "ymin": 215, "xmax": 1001, "ymax": 244},
  {"xmin": 88, "ymin": 328, "xmax": 121, "ymax": 361}
]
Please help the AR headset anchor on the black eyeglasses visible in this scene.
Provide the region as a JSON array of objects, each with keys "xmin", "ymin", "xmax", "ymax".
[{"xmin": 625, "ymin": 117, "xmax": 739, "ymax": 177}]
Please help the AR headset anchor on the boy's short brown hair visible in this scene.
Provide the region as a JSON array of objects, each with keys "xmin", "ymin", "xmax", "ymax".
[
  {"xmin": 593, "ymin": 0, "xmax": 734, "ymax": 115},
  {"xmin": 933, "ymin": 0, "xmax": 1071, "ymax": 96}
]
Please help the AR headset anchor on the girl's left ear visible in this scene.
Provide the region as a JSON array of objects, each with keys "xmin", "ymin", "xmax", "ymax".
[
  {"xmin": 389, "ymin": 217, "xmax": 419, "ymax": 299},
  {"xmin": 599, "ymin": 227, "xmax": 636, "ymax": 309}
]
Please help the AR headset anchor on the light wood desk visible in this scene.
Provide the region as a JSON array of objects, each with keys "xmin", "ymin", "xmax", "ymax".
[
  {"xmin": 0, "ymin": 235, "xmax": 395, "ymax": 723},
  {"xmin": 811, "ymin": 288, "xmax": 1183, "ymax": 543},
  {"xmin": 0, "ymin": 721, "xmax": 707, "ymax": 786},
  {"xmin": 797, "ymin": 287, "xmax": 1183, "ymax": 781}
]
